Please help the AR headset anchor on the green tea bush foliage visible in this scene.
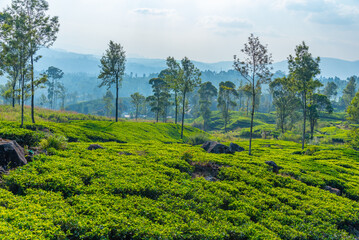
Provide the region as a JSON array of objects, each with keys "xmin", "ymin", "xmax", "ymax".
[
  {"xmin": 39, "ymin": 135, "xmax": 68, "ymax": 150},
  {"xmin": 185, "ymin": 133, "xmax": 210, "ymax": 145},
  {"xmin": 0, "ymin": 139, "xmax": 358, "ymax": 239},
  {"xmin": 0, "ymin": 120, "xmax": 206, "ymax": 144},
  {"xmin": 0, "ymin": 107, "xmax": 358, "ymax": 239},
  {"xmin": 0, "ymin": 105, "xmax": 109, "ymax": 123},
  {"xmin": 278, "ymin": 131, "xmax": 302, "ymax": 143},
  {"xmin": 0, "ymin": 124, "xmax": 44, "ymax": 146},
  {"xmin": 239, "ymin": 128, "xmax": 262, "ymax": 138}
]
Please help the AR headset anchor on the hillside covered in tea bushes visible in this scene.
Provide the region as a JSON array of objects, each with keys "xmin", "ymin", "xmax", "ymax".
[{"xmin": 0, "ymin": 106, "xmax": 358, "ymax": 239}]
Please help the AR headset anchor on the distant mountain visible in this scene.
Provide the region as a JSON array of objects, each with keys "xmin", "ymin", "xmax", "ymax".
[{"xmin": 35, "ymin": 49, "xmax": 359, "ymax": 79}]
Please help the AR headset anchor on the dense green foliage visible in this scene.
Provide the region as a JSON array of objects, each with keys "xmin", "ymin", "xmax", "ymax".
[
  {"xmin": 0, "ymin": 107, "xmax": 357, "ymax": 239},
  {"xmin": 0, "ymin": 139, "xmax": 359, "ymax": 239}
]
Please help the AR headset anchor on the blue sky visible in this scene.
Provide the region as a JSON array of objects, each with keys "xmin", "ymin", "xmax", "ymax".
[{"xmin": 1, "ymin": 0, "xmax": 359, "ymax": 62}]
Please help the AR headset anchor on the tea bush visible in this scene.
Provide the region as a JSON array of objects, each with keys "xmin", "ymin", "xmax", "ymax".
[
  {"xmin": 0, "ymin": 139, "xmax": 358, "ymax": 239},
  {"xmin": 39, "ymin": 134, "xmax": 68, "ymax": 150},
  {"xmin": 0, "ymin": 107, "xmax": 357, "ymax": 239}
]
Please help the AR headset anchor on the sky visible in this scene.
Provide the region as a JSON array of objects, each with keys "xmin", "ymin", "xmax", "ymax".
[{"xmin": 1, "ymin": 0, "xmax": 359, "ymax": 63}]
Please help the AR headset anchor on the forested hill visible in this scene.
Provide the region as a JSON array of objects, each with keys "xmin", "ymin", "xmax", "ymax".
[{"xmin": 35, "ymin": 48, "xmax": 359, "ymax": 79}]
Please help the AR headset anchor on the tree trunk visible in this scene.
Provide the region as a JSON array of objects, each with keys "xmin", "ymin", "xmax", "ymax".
[
  {"xmin": 249, "ymin": 92, "xmax": 255, "ymax": 155},
  {"xmin": 180, "ymin": 91, "xmax": 186, "ymax": 139},
  {"xmin": 302, "ymin": 92, "xmax": 307, "ymax": 150},
  {"xmin": 12, "ymin": 81, "xmax": 16, "ymax": 108},
  {"xmin": 175, "ymin": 92, "xmax": 178, "ymax": 124},
  {"xmin": 246, "ymin": 98, "xmax": 249, "ymax": 116},
  {"xmin": 281, "ymin": 114, "xmax": 285, "ymax": 134},
  {"xmin": 135, "ymin": 105, "xmax": 138, "ymax": 120},
  {"xmin": 115, "ymin": 78, "xmax": 119, "ymax": 122},
  {"xmin": 310, "ymin": 121, "xmax": 314, "ymax": 140},
  {"xmin": 53, "ymin": 80, "xmax": 57, "ymax": 109},
  {"xmin": 31, "ymin": 55, "xmax": 35, "ymax": 124},
  {"xmin": 21, "ymin": 73, "xmax": 25, "ymax": 128},
  {"xmin": 224, "ymin": 99, "xmax": 228, "ymax": 132},
  {"xmin": 18, "ymin": 80, "xmax": 21, "ymax": 105}
]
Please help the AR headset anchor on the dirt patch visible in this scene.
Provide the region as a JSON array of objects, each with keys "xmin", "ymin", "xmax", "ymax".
[{"xmin": 189, "ymin": 161, "xmax": 225, "ymax": 181}]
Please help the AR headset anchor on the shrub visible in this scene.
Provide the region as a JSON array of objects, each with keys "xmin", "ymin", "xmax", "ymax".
[
  {"xmin": 0, "ymin": 127, "xmax": 44, "ymax": 146},
  {"xmin": 239, "ymin": 129, "xmax": 262, "ymax": 138},
  {"xmin": 332, "ymin": 138, "xmax": 345, "ymax": 143},
  {"xmin": 181, "ymin": 150, "xmax": 194, "ymax": 162},
  {"xmin": 186, "ymin": 133, "xmax": 210, "ymax": 145},
  {"xmin": 349, "ymin": 128, "xmax": 359, "ymax": 150},
  {"xmin": 39, "ymin": 135, "xmax": 68, "ymax": 150},
  {"xmin": 191, "ymin": 121, "xmax": 203, "ymax": 130},
  {"xmin": 305, "ymin": 146, "xmax": 320, "ymax": 155},
  {"xmin": 278, "ymin": 132, "xmax": 302, "ymax": 143}
]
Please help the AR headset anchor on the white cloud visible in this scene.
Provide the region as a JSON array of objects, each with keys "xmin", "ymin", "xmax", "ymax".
[
  {"xmin": 131, "ymin": 8, "xmax": 175, "ymax": 17},
  {"xmin": 199, "ymin": 16, "xmax": 252, "ymax": 35},
  {"xmin": 280, "ymin": 0, "xmax": 359, "ymax": 25}
]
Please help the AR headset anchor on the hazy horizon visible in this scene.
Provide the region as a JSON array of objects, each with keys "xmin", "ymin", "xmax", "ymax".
[{"xmin": 1, "ymin": 0, "xmax": 359, "ymax": 63}]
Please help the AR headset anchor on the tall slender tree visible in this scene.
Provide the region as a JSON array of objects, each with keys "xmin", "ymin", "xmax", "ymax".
[
  {"xmin": 234, "ymin": 34, "xmax": 273, "ymax": 155},
  {"xmin": 131, "ymin": 92, "xmax": 145, "ymax": 121},
  {"xmin": 323, "ymin": 82, "xmax": 338, "ymax": 101},
  {"xmin": 98, "ymin": 41, "xmax": 126, "ymax": 122},
  {"xmin": 342, "ymin": 76, "xmax": 357, "ymax": 108},
  {"xmin": 11, "ymin": 0, "xmax": 59, "ymax": 123},
  {"xmin": 163, "ymin": 57, "xmax": 182, "ymax": 124},
  {"xmin": 217, "ymin": 81, "xmax": 238, "ymax": 132},
  {"xmin": 308, "ymin": 93, "xmax": 332, "ymax": 139},
  {"xmin": 237, "ymin": 81, "xmax": 244, "ymax": 110},
  {"xmin": 1, "ymin": 6, "xmax": 32, "ymax": 127},
  {"xmin": 0, "ymin": 11, "xmax": 21, "ymax": 108},
  {"xmin": 287, "ymin": 42, "xmax": 320, "ymax": 149},
  {"xmin": 147, "ymin": 78, "xmax": 170, "ymax": 122},
  {"xmin": 103, "ymin": 90, "xmax": 114, "ymax": 117},
  {"xmin": 198, "ymin": 81, "xmax": 217, "ymax": 131},
  {"xmin": 270, "ymin": 77, "xmax": 300, "ymax": 133},
  {"xmin": 178, "ymin": 57, "xmax": 201, "ymax": 139},
  {"xmin": 45, "ymin": 66, "xmax": 63, "ymax": 109}
]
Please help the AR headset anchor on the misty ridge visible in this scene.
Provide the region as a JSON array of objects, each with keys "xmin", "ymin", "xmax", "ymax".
[
  {"xmin": 1, "ymin": 48, "xmax": 355, "ymax": 110},
  {"xmin": 33, "ymin": 48, "xmax": 359, "ymax": 78}
]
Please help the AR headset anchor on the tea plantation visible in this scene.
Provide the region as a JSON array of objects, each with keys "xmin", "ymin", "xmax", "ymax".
[{"xmin": 0, "ymin": 107, "xmax": 358, "ymax": 239}]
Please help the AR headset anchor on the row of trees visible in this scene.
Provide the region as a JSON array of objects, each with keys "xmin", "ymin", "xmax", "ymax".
[
  {"xmin": 97, "ymin": 42, "xmax": 202, "ymax": 139},
  {"xmin": 98, "ymin": 35, "xmax": 351, "ymax": 155},
  {"xmin": 0, "ymin": 0, "xmax": 59, "ymax": 126}
]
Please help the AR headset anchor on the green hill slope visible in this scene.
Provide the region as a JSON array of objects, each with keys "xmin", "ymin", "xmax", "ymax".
[
  {"xmin": 0, "ymin": 107, "xmax": 358, "ymax": 239},
  {"xmin": 1, "ymin": 140, "xmax": 359, "ymax": 239},
  {"xmin": 0, "ymin": 106, "xmax": 205, "ymax": 144}
]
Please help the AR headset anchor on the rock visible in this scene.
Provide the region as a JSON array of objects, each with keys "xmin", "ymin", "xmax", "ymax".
[
  {"xmin": 229, "ymin": 143, "xmax": 244, "ymax": 153},
  {"xmin": 265, "ymin": 161, "xmax": 283, "ymax": 173},
  {"xmin": 201, "ymin": 141, "xmax": 233, "ymax": 154},
  {"xmin": 0, "ymin": 140, "xmax": 27, "ymax": 169},
  {"xmin": 204, "ymin": 176, "xmax": 217, "ymax": 182},
  {"xmin": 324, "ymin": 186, "xmax": 341, "ymax": 196},
  {"xmin": 201, "ymin": 141, "xmax": 214, "ymax": 152},
  {"xmin": 0, "ymin": 166, "xmax": 7, "ymax": 174},
  {"xmin": 119, "ymin": 151, "xmax": 133, "ymax": 156},
  {"xmin": 26, "ymin": 147, "xmax": 40, "ymax": 162},
  {"xmin": 87, "ymin": 144, "xmax": 104, "ymax": 150}
]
